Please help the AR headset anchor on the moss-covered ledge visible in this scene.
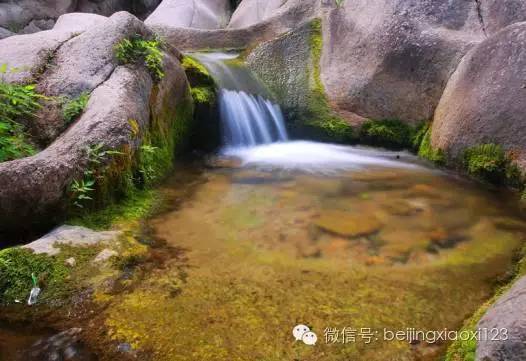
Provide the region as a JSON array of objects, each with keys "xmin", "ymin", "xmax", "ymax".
[
  {"xmin": 246, "ymin": 18, "xmax": 355, "ymax": 143},
  {"xmin": 181, "ymin": 55, "xmax": 221, "ymax": 152}
]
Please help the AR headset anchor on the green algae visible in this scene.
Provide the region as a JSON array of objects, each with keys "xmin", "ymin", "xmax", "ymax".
[{"xmin": 99, "ymin": 166, "xmax": 525, "ymax": 361}]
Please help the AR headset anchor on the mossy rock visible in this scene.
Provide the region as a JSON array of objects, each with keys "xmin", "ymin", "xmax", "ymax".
[{"xmin": 247, "ymin": 19, "xmax": 355, "ymax": 143}]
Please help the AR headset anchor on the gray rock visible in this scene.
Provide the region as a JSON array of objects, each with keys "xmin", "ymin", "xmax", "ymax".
[
  {"xmin": 23, "ymin": 225, "xmax": 121, "ymax": 255},
  {"xmin": 0, "ymin": 13, "xmax": 107, "ymax": 85},
  {"xmin": 19, "ymin": 18, "xmax": 56, "ymax": 34},
  {"xmin": 0, "ymin": 26, "xmax": 14, "ymax": 39},
  {"xmin": 145, "ymin": 0, "xmax": 231, "ymax": 30},
  {"xmin": 93, "ymin": 248, "xmax": 118, "ymax": 263},
  {"xmin": 247, "ymin": 20, "xmax": 318, "ymax": 122},
  {"xmin": 228, "ymin": 0, "xmax": 285, "ymax": 29},
  {"xmin": 476, "ymin": 275, "xmax": 526, "ymax": 361},
  {"xmin": 320, "ymin": 0, "xmax": 484, "ymax": 124},
  {"xmin": 64, "ymin": 257, "xmax": 77, "ymax": 267},
  {"xmin": 0, "ymin": 14, "xmax": 192, "ymax": 234},
  {"xmin": 431, "ymin": 22, "xmax": 526, "ymax": 170},
  {"xmin": 0, "ymin": 29, "xmax": 80, "ymax": 84},
  {"xmin": 41, "ymin": 11, "xmax": 151, "ymax": 98},
  {"xmin": 0, "ymin": 0, "xmax": 161, "ymax": 36},
  {"xmin": 479, "ymin": 0, "xmax": 526, "ymax": 35},
  {"xmin": 151, "ymin": 0, "xmax": 319, "ymax": 50},
  {"xmin": 53, "ymin": 12, "xmax": 108, "ymax": 33}
]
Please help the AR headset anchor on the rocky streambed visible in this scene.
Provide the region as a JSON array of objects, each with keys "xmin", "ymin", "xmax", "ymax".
[{"xmin": 1, "ymin": 1, "xmax": 526, "ymax": 361}]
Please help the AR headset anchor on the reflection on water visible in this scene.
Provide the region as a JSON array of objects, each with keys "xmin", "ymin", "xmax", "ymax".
[{"xmin": 102, "ymin": 143, "xmax": 526, "ymax": 361}]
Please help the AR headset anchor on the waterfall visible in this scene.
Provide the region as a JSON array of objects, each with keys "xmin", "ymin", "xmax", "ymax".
[{"xmin": 192, "ymin": 53, "xmax": 289, "ymax": 149}]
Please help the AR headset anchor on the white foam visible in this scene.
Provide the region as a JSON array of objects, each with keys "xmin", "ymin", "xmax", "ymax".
[{"xmin": 223, "ymin": 141, "xmax": 422, "ymax": 173}]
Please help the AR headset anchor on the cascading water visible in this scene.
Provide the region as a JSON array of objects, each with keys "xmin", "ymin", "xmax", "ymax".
[
  {"xmin": 192, "ymin": 52, "xmax": 422, "ymax": 172},
  {"xmin": 192, "ymin": 53, "xmax": 288, "ymax": 148}
]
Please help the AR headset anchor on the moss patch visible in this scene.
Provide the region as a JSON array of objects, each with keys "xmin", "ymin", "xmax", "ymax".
[
  {"xmin": 359, "ymin": 119, "xmax": 423, "ymax": 150},
  {"xmin": 463, "ymin": 144, "xmax": 523, "ymax": 187},
  {"xmin": 418, "ymin": 124, "xmax": 446, "ymax": 165},
  {"xmin": 69, "ymin": 189, "xmax": 160, "ymax": 230},
  {"xmin": 0, "ymin": 245, "xmax": 101, "ymax": 305},
  {"xmin": 299, "ymin": 19, "xmax": 355, "ymax": 143},
  {"xmin": 181, "ymin": 55, "xmax": 220, "ymax": 151}
]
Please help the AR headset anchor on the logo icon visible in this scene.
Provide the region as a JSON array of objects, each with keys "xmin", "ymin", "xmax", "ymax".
[{"xmin": 293, "ymin": 324, "xmax": 317, "ymax": 346}]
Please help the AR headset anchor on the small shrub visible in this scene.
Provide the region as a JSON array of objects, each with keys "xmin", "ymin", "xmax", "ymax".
[
  {"xmin": 115, "ymin": 35, "xmax": 165, "ymax": 81},
  {"xmin": 463, "ymin": 144, "xmax": 522, "ymax": 185},
  {"xmin": 360, "ymin": 119, "xmax": 414, "ymax": 149},
  {"xmin": 63, "ymin": 92, "xmax": 89, "ymax": 124}
]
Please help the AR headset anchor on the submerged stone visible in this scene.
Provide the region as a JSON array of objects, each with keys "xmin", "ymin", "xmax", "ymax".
[{"xmin": 314, "ymin": 210, "xmax": 381, "ymax": 238}]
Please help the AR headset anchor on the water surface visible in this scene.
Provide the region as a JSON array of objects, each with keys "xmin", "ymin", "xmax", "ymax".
[{"xmin": 104, "ymin": 143, "xmax": 526, "ymax": 361}]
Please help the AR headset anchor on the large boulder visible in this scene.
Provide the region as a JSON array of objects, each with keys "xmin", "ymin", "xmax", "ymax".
[
  {"xmin": 0, "ymin": 12, "xmax": 193, "ymax": 238},
  {"xmin": 152, "ymin": 0, "xmax": 318, "ymax": 50},
  {"xmin": 145, "ymin": 0, "xmax": 231, "ymax": 30},
  {"xmin": 430, "ymin": 22, "xmax": 526, "ymax": 170},
  {"xmin": 479, "ymin": 0, "xmax": 526, "ymax": 35},
  {"xmin": 0, "ymin": 0, "xmax": 161, "ymax": 37},
  {"xmin": 0, "ymin": 13, "xmax": 107, "ymax": 85},
  {"xmin": 228, "ymin": 0, "xmax": 286, "ymax": 29},
  {"xmin": 319, "ymin": 0, "xmax": 485, "ymax": 124},
  {"xmin": 476, "ymin": 275, "xmax": 526, "ymax": 360}
]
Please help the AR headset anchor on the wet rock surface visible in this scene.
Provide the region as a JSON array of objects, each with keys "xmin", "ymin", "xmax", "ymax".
[
  {"xmin": 476, "ymin": 275, "xmax": 526, "ymax": 361},
  {"xmin": 23, "ymin": 225, "xmax": 122, "ymax": 256}
]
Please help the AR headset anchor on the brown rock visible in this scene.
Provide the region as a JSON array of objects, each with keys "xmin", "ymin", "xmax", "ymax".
[{"xmin": 314, "ymin": 210, "xmax": 381, "ymax": 238}]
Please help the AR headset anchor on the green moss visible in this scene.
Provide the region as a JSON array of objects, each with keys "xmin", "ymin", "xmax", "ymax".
[
  {"xmin": 115, "ymin": 35, "xmax": 165, "ymax": 82},
  {"xmin": 69, "ymin": 188, "xmax": 160, "ymax": 230},
  {"xmin": 0, "ymin": 245, "xmax": 101, "ymax": 305},
  {"xmin": 463, "ymin": 144, "xmax": 523, "ymax": 187},
  {"xmin": 359, "ymin": 119, "xmax": 417, "ymax": 150},
  {"xmin": 299, "ymin": 19, "xmax": 355, "ymax": 143},
  {"xmin": 191, "ymin": 86, "xmax": 216, "ymax": 105},
  {"xmin": 418, "ymin": 125, "xmax": 446, "ymax": 165},
  {"xmin": 62, "ymin": 92, "xmax": 89, "ymax": 124},
  {"xmin": 181, "ymin": 56, "xmax": 215, "ymax": 88}
]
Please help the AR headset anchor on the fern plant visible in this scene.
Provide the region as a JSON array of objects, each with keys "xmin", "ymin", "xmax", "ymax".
[
  {"xmin": 62, "ymin": 92, "xmax": 89, "ymax": 124},
  {"xmin": 115, "ymin": 36, "xmax": 165, "ymax": 81},
  {"xmin": 0, "ymin": 70, "xmax": 43, "ymax": 161}
]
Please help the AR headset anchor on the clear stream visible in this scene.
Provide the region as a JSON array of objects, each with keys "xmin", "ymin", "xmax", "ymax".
[{"xmin": 2, "ymin": 54, "xmax": 526, "ymax": 360}]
